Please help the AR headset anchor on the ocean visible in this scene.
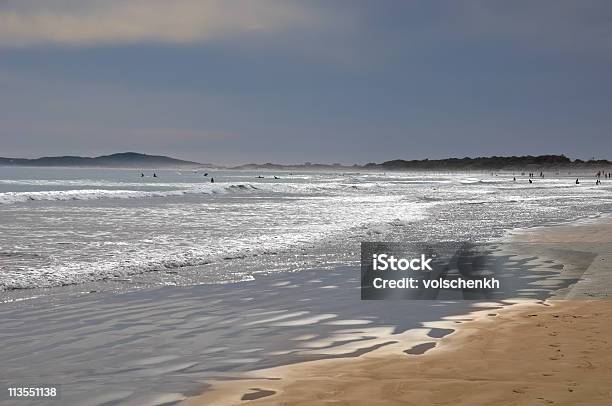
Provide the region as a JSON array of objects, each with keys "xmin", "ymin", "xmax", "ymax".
[{"xmin": 1, "ymin": 167, "xmax": 610, "ymax": 293}]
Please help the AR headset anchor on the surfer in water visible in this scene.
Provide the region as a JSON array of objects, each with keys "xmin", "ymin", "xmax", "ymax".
[
  {"xmin": 210, "ymin": 177, "xmax": 214, "ymax": 183},
  {"xmin": 529, "ymin": 179, "xmax": 533, "ymax": 184},
  {"xmin": 141, "ymin": 173, "xmax": 144, "ymax": 177},
  {"xmin": 576, "ymin": 178, "xmax": 580, "ymax": 185},
  {"xmin": 153, "ymin": 173, "xmax": 157, "ymax": 178}
]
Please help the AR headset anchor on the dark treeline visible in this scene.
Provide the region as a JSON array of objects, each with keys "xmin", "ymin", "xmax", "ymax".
[{"xmin": 365, "ymin": 155, "xmax": 610, "ymax": 171}]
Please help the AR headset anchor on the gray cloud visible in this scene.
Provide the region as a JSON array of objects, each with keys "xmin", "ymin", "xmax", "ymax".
[
  {"xmin": 1, "ymin": 1, "xmax": 611, "ymax": 163},
  {"xmin": 456, "ymin": 1, "xmax": 612, "ymax": 54},
  {"xmin": 0, "ymin": 0, "xmax": 321, "ymax": 46}
]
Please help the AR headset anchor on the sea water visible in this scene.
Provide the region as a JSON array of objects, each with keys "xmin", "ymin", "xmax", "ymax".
[{"xmin": 0, "ymin": 166, "xmax": 611, "ymax": 292}]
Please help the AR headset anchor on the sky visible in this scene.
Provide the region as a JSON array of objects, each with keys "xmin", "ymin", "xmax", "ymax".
[{"xmin": 1, "ymin": 0, "xmax": 611, "ymax": 165}]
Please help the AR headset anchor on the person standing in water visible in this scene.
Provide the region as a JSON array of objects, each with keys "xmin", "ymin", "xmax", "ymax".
[
  {"xmin": 576, "ymin": 178, "xmax": 580, "ymax": 184},
  {"xmin": 210, "ymin": 177, "xmax": 214, "ymax": 183}
]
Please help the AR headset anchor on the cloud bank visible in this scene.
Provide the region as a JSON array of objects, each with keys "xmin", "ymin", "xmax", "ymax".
[{"xmin": 0, "ymin": 0, "xmax": 319, "ymax": 47}]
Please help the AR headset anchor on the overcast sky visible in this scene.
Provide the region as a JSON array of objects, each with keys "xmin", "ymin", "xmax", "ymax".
[{"xmin": 1, "ymin": 0, "xmax": 611, "ymax": 164}]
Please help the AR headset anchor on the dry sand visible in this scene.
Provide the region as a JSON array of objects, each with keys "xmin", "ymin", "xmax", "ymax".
[{"xmin": 183, "ymin": 218, "xmax": 612, "ymax": 405}]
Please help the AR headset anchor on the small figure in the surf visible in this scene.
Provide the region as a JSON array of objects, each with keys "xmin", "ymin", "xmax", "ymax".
[
  {"xmin": 575, "ymin": 178, "xmax": 580, "ymax": 185},
  {"xmin": 141, "ymin": 173, "xmax": 144, "ymax": 177},
  {"xmin": 529, "ymin": 179, "xmax": 533, "ymax": 184},
  {"xmin": 210, "ymin": 177, "xmax": 214, "ymax": 183},
  {"xmin": 513, "ymin": 177, "xmax": 516, "ymax": 181},
  {"xmin": 257, "ymin": 175, "xmax": 264, "ymax": 179},
  {"xmin": 204, "ymin": 173, "xmax": 208, "ymax": 177},
  {"xmin": 274, "ymin": 176, "xmax": 280, "ymax": 179},
  {"xmin": 153, "ymin": 173, "xmax": 157, "ymax": 178}
]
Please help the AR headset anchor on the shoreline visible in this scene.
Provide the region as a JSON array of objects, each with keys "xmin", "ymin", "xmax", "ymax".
[{"xmin": 182, "ymin": 219, "xmax": 612, "ymax": 405}]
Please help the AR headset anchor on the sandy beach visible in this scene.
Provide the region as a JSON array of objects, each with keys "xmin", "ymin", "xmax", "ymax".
[{"xmin": 183, "ymin": 219, "xmax": 612, "ymax": 406}]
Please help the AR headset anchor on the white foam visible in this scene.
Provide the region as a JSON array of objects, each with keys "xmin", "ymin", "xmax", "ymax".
[
  {"xmin": 0, "ymin": 184, "xmax": 259, "ymax": 204},
  {"xmin": 0, "ymin": 180, "xmax": 388, "ymax": 205}
]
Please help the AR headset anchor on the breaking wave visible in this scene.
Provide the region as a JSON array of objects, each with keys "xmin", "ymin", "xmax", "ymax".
[
  {"xmin": 0, "ymin": 181, "xmax": 384, "ymax": 205},
  {"xmin": 0, "ymin": 184, "xmax": 263, "ymax": 204}
]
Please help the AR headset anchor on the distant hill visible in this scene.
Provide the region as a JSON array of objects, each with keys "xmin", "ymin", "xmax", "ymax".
[
  {"xmin": 0, "ymin": 152, "xmax": 203, "ymax": 168},
  {"xmin": 365, "ymin": 155, "xmax": 584, "ymax": 171}
]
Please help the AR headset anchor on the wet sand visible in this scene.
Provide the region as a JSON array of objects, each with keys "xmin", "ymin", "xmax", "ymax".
[{"xmin": 183, "ymin": 219, "xmax": 612, "ymax": 405}]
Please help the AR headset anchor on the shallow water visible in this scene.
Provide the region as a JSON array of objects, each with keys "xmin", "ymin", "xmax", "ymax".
[{"xmin": 0, "ymin": 253, "xmax": 579, "ymax": 406}]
